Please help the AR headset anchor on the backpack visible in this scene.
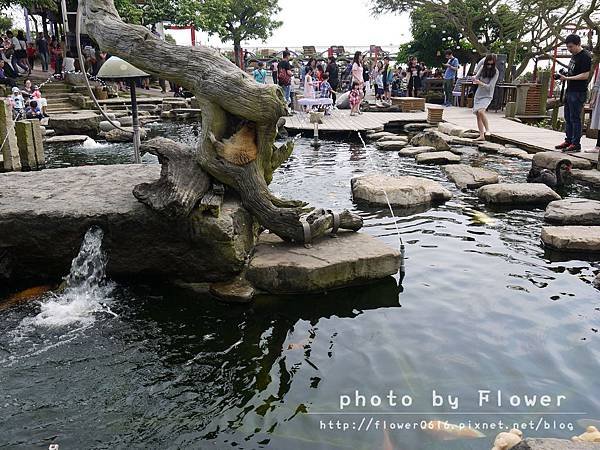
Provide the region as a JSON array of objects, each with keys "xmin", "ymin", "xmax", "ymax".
[{"xmin": 278, "ymin": 66, "xmax": 291, "ymax": 85}]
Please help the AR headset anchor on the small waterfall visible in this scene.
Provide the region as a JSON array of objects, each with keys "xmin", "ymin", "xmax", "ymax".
[{"xmin": 23, "ymin": 226, "xmax": 117, "ymax": 328}]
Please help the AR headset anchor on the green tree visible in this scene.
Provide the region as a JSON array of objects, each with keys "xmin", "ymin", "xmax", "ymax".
[
  {"xmin": 0, "ymin": 14, "xmax": 12, "ymax": 32},
  {"xmin": 372, "ymin": 0, "xmax": 584, "ymax": 78},
  {"xmin": 177, "ymin": 0, "xmax": 282, "ymax": 66}
]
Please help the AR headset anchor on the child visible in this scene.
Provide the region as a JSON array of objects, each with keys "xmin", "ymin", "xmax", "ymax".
[
  {"xmin": 253, "ymin": 61, "xmax": 267, "ymax": 84},
  {"xmin": 10, "ymin": 86, "xmax": 25, "ymax": 119},
  {"xmin": 319, "ymin": 73, "xmax": 333, "ymax": 115},
  {"xmin": 304, "ymin": 66, "xmax": 315, "ymax": 99},
  {"xmin": 26, "ymin": 100, "xmax": 43, "ymax": 120},
  {"xmin": 349, "ymin": 81, "xmax": 362, "ymax": 116},
  {"xmin": 31, "ymin": 85, "xmax": 49, "ymax": 117},
  {"xmin": 26, "ymin": 43, "xmax": 36, "ymax": 71}
]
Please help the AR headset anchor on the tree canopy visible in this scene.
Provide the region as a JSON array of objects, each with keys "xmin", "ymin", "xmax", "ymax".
[
  {"xmin": 177, "ymin": 0, "xmax": 282, "ymax": 65},
  {"xmin": 372, "ymin": 0, "xmax": 585, "ymax": 77}
]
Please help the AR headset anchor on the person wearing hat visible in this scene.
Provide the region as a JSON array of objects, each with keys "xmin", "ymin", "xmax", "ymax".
[{"xmin": 10, "ymin": 86, "xmax": 25, "ymax": 119}]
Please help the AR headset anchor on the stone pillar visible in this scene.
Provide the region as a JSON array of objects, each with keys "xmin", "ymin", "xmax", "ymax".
[
  {"xmin": 0, "ymin": 101, "xmax": 21, "ymax": 171},
  {"xmin": 15, "ymin": 120, "xmax": 45, "ymax": 170},
  {"xmin": 515, "ymin": 84, "xmax": 530, "ymax": 116},
  {"xmin": 537, "ymin": 70, "xmax": 550, "ymax": 115}
]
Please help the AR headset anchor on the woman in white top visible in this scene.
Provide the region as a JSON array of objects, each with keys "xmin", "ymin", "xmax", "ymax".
[
  {"xmin": 351, "ymin": 51, "xmax": 364, "ymax": 114},
  {"xmin": 588, "ymin": 74, "xmax": 600, "ymax": 153},
  {"xmin": 304, "ymin": 66, "xmax": 315, "ymax": 99}
]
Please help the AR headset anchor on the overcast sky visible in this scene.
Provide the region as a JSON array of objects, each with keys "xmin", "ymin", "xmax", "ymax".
[{"xmin": 169, "ymin": 0, "xmax": 411, "ymax": 50}]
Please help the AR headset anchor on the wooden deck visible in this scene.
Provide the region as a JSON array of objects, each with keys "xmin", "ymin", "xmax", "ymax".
[
  {"xmin": 284, "ymin": 110, "xmax": 427, "ymax": 132},
  {"xmin": 284, "ymin": 105, "xmax": 598, "ymax": 164}
]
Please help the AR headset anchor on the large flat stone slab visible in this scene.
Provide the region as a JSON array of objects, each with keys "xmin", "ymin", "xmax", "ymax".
[
  {"xmin": 415, "ymin": 151, "xmax": 460, "ymax": 164},
  {"xmin": 376, "ymin": 140, "xmax": 407, "ymax": 151},
  {"xmin": 45, "ymin": 134, "xmax": 90, "ymax": 144},
  {"xmin": 48, "ymin": 111, "xmax": 101, "ymax": 136},
  {"xmin": 0, "ymin": 165, "xmax": 257, "ymax": 284},
  {"xmin": 541, "ymin": 226, "xmax": 600, "ymax": 252},
  {"xmin": 398, "ymin": 146, "xmax": 435, "ymax": 156},
  {"xmin": 478, "ymin": 142, "xmax": 505, "ymax": 153},
  {"xmin": 351, "ymin": 173, "xmax": 452, "ymax": 207},
  {"xmin": 514, "ymin": 438, "xmax": 600, "ymax": 449},
  {"xmin": 246, "ymin": 232, "xmax": 400, "ymax": 293},
  {"xmin": 442, "ymin": 164, "xmax": 499, "ymax": 189},
  {"xmin": 572, "ymin": 169, "xmax": 600, "ymax": 185},
  {"xmin": 478, "ymin": 183, "xmax": 561, "ymax": 205},
  {"xmin": 532, "ymin": 151, "xmax": 592, "ymax": 170},
  {"xmin": 545, "ymin": 199, "xmax": 600, "ymax": 225}
]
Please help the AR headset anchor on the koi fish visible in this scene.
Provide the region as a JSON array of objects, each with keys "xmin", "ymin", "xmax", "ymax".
[
  {"xmin": 424, "ymin": 420, "xmax": 486, "ymax": 440},
  {"xmin": 0, "ymin": 285, "xmax": 53, "ymax": 311}
]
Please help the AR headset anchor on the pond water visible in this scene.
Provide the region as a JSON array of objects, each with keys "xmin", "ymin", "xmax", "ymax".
[{"xmin": 1, "ymin": 122, "xmax": 599, "ymax": 449}]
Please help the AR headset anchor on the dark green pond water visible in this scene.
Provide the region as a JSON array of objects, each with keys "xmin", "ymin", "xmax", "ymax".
[{"xmin": 1, "ymin": 122, "xmax": 599, "ymax": 449}]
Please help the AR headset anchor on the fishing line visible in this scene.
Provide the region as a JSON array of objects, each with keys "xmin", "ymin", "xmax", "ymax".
[{"xmin": 357, "ymin": 130, "xmax": 405, "ymax": 277}]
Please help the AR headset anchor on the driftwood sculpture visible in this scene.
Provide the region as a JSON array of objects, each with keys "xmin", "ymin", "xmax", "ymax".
[{"xmin": 80, "ymin": 0, "xmax": 362, "ymax": 243}]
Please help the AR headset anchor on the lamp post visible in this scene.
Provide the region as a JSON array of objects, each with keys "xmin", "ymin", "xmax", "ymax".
[{"xmin": 96, "ymin": 57, "xmax": 149, "ymax": 164}]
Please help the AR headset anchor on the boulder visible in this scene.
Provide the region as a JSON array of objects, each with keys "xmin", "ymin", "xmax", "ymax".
[
  {"xmin": 105, "ymin": 127, "xmax": 148, "ymax": 143},
  {"xmin": 415, "ymin": 151, "xmax": 461, "ymax": 165},
  {"xmin": 376, "ymin": 140, "xmax": 407, "ymax": 151},
  {"xmin": 572, "ymin": 169, "xmax": 600, "ymax": 186},
  {"xmin": 478, "ymin": 142, "xmax": 505, "ymax": 153},
  {"xmin": 478, "ymin": 183, "xmax": 561, "ymax": 205},
  {"xmin": 514, "ymin": 438, "xmax": 600, "ymax": 450},
  {"xmin": 45, "ymin": 134, "xmax": 90, "ymax": 144},
  {"xmin": 398, "ymin": 146, "xmax": 436, "ymax": 156},
  {"xmin": 442, "ymin": 164, "xmax": 499, "ymax": 189},
  {"xmin": 0, "ymin": 165, "xmax": 257, "ymax": 284},
  {"xmin": 351, "ymin": 173, "xmax": 452, "ymax": 207},
  {"xmin": 99, "ymin": 120, "xmax": 121, "ymax": 132},
  {"xmin": 532, "ymin": 151, "xmax": 592, "ymax": 170},
  {"xmin": 48, "ymin": 111, "xmax": 101, "ymax": 136},
  {"xmin": 594, "ymin": 273, "xmax": 600, "ymax": 289},
  {"xmin": 461, "ymin": 130, "xmax": 481, "ymax": 139},
  {"xmin": 246, "ymin": 232, "xmax": 400, "ymax": 294},
  {"xmin": 410, "ymin": 130, "xmax": 451, "ymax": 151},
  {"xmin": 545, "ymin": 199, "xmax": 600, "ymax": 225},
  {"xmin": 541, "ymin": 226, "xmax": 600, "ymax": 252},
  {"xmin": 403, "ymin": 123, "xmax": 431, "ymax": 133}
]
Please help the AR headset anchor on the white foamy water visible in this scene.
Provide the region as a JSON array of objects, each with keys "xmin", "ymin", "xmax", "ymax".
[
  {"xmin": 82, "ymin": 137, "xmax": 109, "ymax": 149},
  {"xmin": 21, "ymin": 226, "xmax": 117, "ymax": 329}
]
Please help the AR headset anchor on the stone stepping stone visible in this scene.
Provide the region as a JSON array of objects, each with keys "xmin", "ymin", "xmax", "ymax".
[
  {"xmin": 410, "ymin": 130, "xmax": 451, "ymax": 151},
  {"xmin": 99, "ymin": 120, "xmax": 121, "ymax": 132},
  {"xmin": 246, "ymin": 232, "xmax": 400, "ymax": 294},
  {"xmin": 415, "ymin": 151, "xmax": 460, "ymax": 164},
  {"xmin": 478, "ymin": 183, "xmax": 560, "ymax": 205},
  {"xmin": 367, "ymin": 131, "xmax": 396, "ymax": 140},
  {"xmin": 541, "ymin": 226, "xmax": 600, "ymax": 252},
  {"xmin": 442, "ymin": 164, "xmax": 499, "ymax": 189},
  {"xmin": 545, "ymin": 198, "xmax": 600, "ymax": 225},
  {"xmin": 572, "ymin": 169, "xmax": 600, "ymax": 185},
  {"xmin": 450, "ymin": 137, "xmax": 478, "ymax": 146},
  {"xmin": 398, "ymin": 146, "xmax": 435, "ymax": 157},
  {"xmin": 404, "ymin": 123, "xmax": 431, "ymax": 133},
  {"xmin": 45, "ymin": 134, "xmax": 90, "ymax": 144},
  {"xmin": 376, "ymin": 140, "xmax": 407, "ymax": 151},
  {"xmin": 351, "ymin": 173, "xmax": 452, "ymax": 207},
  {"xmin": 48, "ymin": 111, "xmax": 101, "ymax": 135},
  {"xmin": 532, "ymin": 151, "xmax": 592, "ymax": 170},
  {"xmin": 209, "ymin": 276, "xmax": 255, "ymax": 303},
  {"xmin": 497, "ymin": 147, "xmax": 533, "ymax": 160},
  {"xmin": 377, "ymin": 135, "xmax": 407, "ymax": 142},
  {"xmin": 478, "ymin": 142, "xmax": 505, "ymax": 153}
]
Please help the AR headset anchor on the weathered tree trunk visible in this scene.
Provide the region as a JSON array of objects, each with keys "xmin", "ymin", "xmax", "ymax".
[{"xmin": 79, "ymin": 0, "xmax": 363, "ymax": 243}]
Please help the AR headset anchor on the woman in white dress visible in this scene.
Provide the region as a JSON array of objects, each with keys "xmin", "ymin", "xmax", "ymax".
[
  {"xmin": 587, "ymin": 74, "xmax": 600, "ymax": 153},
  {"xmin": 473, "ymin": 54, "xmax": 500, "ymax": 141}
]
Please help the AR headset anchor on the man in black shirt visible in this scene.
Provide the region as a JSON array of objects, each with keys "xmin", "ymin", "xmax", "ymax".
[
  {"xmin": 555, "ymin": 34, "xmax": 592, "ymax": 152},
  {"xmin": 326, "ymin": 56, "xmax": 339, "ymax": 104},
  {"xmin": 277, "ymin": 50, "xmax": 293, "ymax": 107}
]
